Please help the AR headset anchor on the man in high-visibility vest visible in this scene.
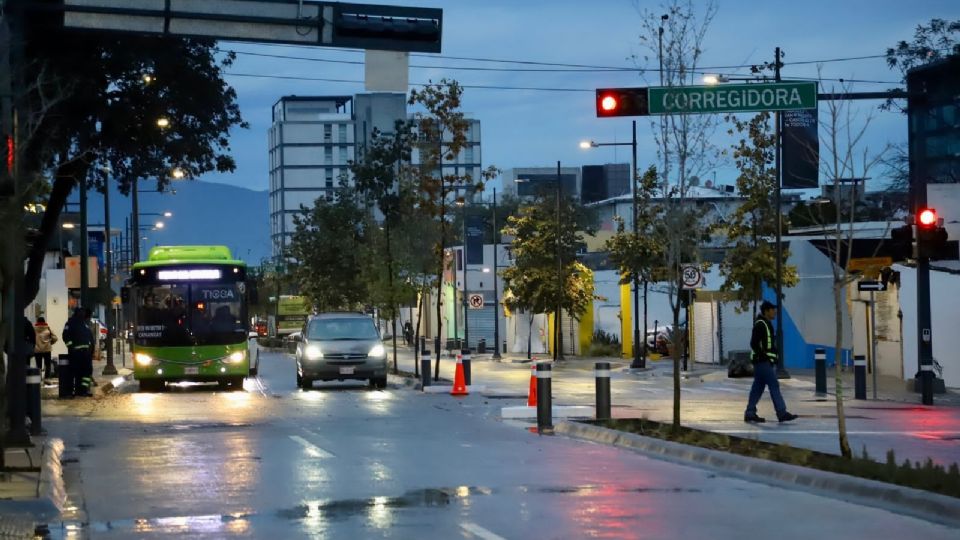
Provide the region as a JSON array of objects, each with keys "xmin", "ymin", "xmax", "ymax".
[
  {"xmin": 63, "ymin": 307, "xmax": 94, "ymax": 397},
  {"xmin": 744, "ymin": 301, "xmax": 797, "ymax": 423}
]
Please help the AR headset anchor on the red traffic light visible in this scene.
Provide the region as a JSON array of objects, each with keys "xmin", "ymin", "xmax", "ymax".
[
  {"xmin": 4, "ymin": 135, "xmax": 12, "ymax": 174},
  {"xmin": 596, "ymin": 88, "xmax": 649, "ymax": 117},
  {"xmin": 917, "ymin": 208, "xmax": 938, "ymax": 227},
  {"xmin": 600, "ymin": 94, "xmax": 618, "ymax": 112}
]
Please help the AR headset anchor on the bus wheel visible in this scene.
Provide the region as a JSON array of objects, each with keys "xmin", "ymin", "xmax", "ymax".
[
  {"xmin": 370, "ymin": 377, "xmax": 387, "ymax": 390},
  {"xmin": 230, "ymin": 376, "xmax": 245, "ymax": 390}
]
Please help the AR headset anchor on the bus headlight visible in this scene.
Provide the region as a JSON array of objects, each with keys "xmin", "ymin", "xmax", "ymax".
[
  {"xmin": 368, "ymin": 344, "xmax": 385, "ymax": 358},
  {"xmin": 135, "ymin": 353, "xmax": 153, "ymax": 366},
  {"xmin": 229, "ymin": 351, "xmax": 245, "ymax": 364},
  {"xmin": 305, "ymin": 345, "xmax": 323, "ymax": 360}
]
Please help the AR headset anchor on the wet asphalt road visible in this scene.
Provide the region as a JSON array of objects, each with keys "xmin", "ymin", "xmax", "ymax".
[{"xmin": 40, "ymin": 345, "xmax": 958, "ymax": 539}]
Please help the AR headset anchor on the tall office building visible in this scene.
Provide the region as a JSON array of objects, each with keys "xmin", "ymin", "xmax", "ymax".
[{"xmin": 269, "ymin": 93, "xmax": 482, "ymax": 257}]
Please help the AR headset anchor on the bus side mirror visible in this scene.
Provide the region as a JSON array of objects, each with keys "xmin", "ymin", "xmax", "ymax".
[
  {"xmin": 248, "ymin": 283, "xmax": 259, "ymax": 304},
  {"xmin": 121, "ymin": 287, "xmax": 130, "ymax": 303}
]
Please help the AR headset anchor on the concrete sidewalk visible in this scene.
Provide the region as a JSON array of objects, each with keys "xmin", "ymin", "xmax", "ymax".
[
  {"xmin": 381, "ymin": 346, "xmax": 960, "ymax": 466},
  {"xmin": 1, "ymin": 354, "xmax": 130, "ymax": 534}
]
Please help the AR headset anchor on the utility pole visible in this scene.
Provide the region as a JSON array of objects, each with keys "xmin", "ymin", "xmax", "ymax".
[
  {"xmin": 79, "ymin": 176, "xmax": 89, "ymax": 308},
  {"xmin": 773, "ymin": 46, "xmax": 790, "ymax": 379},
  {"xmin": 461, "ymin": 199, "xmax": 469, "ymax": 351},
  {"xmin": 492, "ymin": 188, "xmax": 502, "ymax": 361},
  {"xmin": 555, "ymin": 160, "xmax": 563, "ymax": 361},
  {"xmin": 131, "ymin": 179, "xmax": 140, "ymax": 263},
  {"xmin": 629, "ymin": 120, "xmax": 642, "ymax": 368},
  {"xmin": 102, "ymin": 181, "xmax": 117, "ymax": 375}
]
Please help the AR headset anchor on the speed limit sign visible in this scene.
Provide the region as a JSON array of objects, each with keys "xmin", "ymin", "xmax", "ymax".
[{"xmin": 681, "ymin": 264, "xmax": 703, "ymax": 290}]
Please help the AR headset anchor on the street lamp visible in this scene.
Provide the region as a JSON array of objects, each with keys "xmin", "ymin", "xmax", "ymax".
[
  {"xmin": 580, "ymin": 121, "xmax": 642, "ymax": 369},
  {"xmin": 455, "ymin": 196, "xmax": 469, "ymax": 351}
]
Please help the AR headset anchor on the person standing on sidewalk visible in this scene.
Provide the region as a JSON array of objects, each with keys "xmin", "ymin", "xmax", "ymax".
[
  {"xmin": 34, "ymin": 317, "xmax": 58, "ymax": 380},
  {"xmin": 63, "ymin": 307, "xmax": 94, "ymax": 397},
  {"xmin": 744, "ymin": 301, "xmax": 798, "ymax": 423}
]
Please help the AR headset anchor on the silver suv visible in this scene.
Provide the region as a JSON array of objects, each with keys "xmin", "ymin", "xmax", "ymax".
[{"xmin": 295, "ymin": 313, "xmax": 387, "ymax": 389}]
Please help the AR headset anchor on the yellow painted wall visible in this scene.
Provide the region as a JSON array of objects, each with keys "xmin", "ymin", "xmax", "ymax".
[
  {"xmin": 620, "ymin": 282, "xmax": 631, "ymax": 358},
  {"xmin": 546, "ymin": 313, "xmax": 554, "ymax": 355},
  {"xmin": 579, "ymin": 306, "xmax": 593, "ymax": 353}
]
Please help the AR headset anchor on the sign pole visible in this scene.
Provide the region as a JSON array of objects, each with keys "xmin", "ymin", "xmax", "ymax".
[{"xmin": 773, "ymin": 46, "xmax": 789, "ymax": 379}]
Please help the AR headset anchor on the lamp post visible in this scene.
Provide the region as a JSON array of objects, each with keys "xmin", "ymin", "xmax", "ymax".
[
  {"xmin": 491, "ymin": 188, "xmax": 502, "ymax": 360},
  {"xmin": 456, "ymin": 196, "xmax": 468, "ymax": 351},
  {"xmin": 580, "ymin": 120, "xmax": 641, "ymax": 367}
]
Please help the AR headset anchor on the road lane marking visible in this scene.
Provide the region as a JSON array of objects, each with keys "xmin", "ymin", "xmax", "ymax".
[
  {"xmin": 289, "ymin": 435, "xmax": 335, "ymax": 458},
  {"xmin": 461, "ymin": 522, "xmax": 506, "ymax": 540}
]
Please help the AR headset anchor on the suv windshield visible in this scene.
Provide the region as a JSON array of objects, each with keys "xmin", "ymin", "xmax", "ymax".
[{"xmin": 306, "ymin": 318, "xmax": 379, "ymax": 341}]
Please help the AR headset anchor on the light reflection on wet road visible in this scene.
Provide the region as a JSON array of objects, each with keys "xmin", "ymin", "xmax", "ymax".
[{"xmin": 41, "ymin": 346, "xmax": 959, "ymax": 539}]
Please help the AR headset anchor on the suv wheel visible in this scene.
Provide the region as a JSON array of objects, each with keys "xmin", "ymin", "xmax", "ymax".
[{"xmin": 370, "ymin": 376, "xmax": 387, "ymax": 390}]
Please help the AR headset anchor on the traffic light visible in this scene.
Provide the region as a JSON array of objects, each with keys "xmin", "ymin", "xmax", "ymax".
[
  {"xmin": 915, "ymin": 207, "xmax": 955, "ymax": 260},
  {"xmin": 889, "ymin": 224, "xmax": 913, "ymax": 261},
  {"xmin": 0, "ymin": 134, "xmax": 12, "ymax": 197},
  {"xmin": 595, "ymin": 88, "xmax": 649, "ymax": 117}
]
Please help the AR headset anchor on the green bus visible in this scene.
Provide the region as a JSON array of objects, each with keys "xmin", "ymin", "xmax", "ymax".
[{"xmin": 126, "ymin": 245, "xmax": 257, "ymax": 391}]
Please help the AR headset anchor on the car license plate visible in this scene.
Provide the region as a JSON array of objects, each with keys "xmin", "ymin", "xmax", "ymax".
[
  {"xmin": 339, "ymin": 366, "xmax": 355, "ymax": 375},
  {"xmin": 185, "ymin": 366, "xmax": 199, "ymax": 375}
]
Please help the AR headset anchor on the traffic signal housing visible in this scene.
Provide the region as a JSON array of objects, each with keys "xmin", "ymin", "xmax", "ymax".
[
  {"xmin": 889, "ymin": 224, "xmax": 913, "ymax": 261},
  {"xmin": 914, "ymin": 207, "xmax": 957, "ymax": 260},
  {"xmin": 596, "ymin": 88, "xmax": 649, "ymax": 117}
]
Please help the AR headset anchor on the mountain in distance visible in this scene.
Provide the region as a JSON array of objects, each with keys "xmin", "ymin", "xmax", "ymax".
[{"xmin": 83, "ymin": 179, "xmax": 272, "ymax": 267}]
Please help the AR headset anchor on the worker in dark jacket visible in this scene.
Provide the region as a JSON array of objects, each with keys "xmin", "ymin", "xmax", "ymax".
[
  {"xmin": 63, "ymin": 307, "xmax": 94, "ymax": 397},
  {"xmin": 744, "ymin": 301, "xmax": 798, "ymax": 423}
]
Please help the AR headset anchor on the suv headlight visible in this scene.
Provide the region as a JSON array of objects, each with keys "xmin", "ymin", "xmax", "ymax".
[
  {"xmin": 229, "ymin": 351, "xmax": 245, "ymax": 363},
  {"xmin": 304, "ymin": 344, "xmax": 323, "ymax": 360},
  {"xmin": 368, "ymin": 344, "xmax": 385, "ymax": 358},
  {"xmin": 135, "ymin": 353, "xmax": 153, "ymax": 366}
]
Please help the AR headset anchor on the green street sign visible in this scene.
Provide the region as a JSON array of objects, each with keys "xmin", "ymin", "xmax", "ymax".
[{"xmin": 647, "ymin": 82, "xmax": 817, "ymax": 115}]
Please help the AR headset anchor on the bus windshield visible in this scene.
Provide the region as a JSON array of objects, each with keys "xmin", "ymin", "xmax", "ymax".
[{"xmin": 135, "ymin": 282, "xmax": 246, "ymax": 346}]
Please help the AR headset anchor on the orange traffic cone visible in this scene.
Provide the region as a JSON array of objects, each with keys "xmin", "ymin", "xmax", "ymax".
[
  {"xmin": 527, "ymin": 364, "xmax": 537, "ymax": 407},
  {"xmin": 451, "ymin": 355, "xmax": 468, "ymax": 396}
]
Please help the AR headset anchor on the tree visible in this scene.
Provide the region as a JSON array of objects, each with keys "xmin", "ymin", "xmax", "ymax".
[
  {"xmin": 633, "ymin": 0, "xmax": 718, "ymax": 430},
  {"xmin": 789, "ymin": 78, "xmax": 889, "ymax": 459},
  {"xmin": 502, "ymin": 193, "xmax": 596, "ymax": 359},
  {"xmin": 605, "ymin": 166, "xmax": 666, "ymax": 358},
  {"xmin": 15, "ymin": 27, "xmax": 245, "ymax": 305},
  {"xmin": 407, "ymin": 79, "xmax": 497, "ymax": 377},
  {"xmin": 351, "ymin": 122, "xmax": 416, "ymax": 373},
  {"xmin": 288, "ymin": 193, "xmax": 368, "ymax": 312},
  {"xmin": 719, "ymin": 111, "xmax": 798, "ymax": 313}
]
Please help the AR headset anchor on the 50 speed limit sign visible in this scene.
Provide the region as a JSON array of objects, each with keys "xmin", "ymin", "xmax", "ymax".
[{"xmin": 681, "ymin": 264, "xmax": 703, "ymax": 290}]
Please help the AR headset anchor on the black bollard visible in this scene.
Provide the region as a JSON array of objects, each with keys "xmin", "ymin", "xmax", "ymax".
[
  {"xmin": 536, "ymin": 362, "xmax": 553, "ymax": 434},
  {"xmin": 595, "ymin": 361, "xmax": 611, "ymax": 420},
  {"xmin": 814, "ymin": 348, "xmax": 827, "ymax": 397},
  {"xmin": 420, "ymin": 349, "xmax": 432, "ymax": 390},
  {"xmin": 57, "ymin": 354, "xmax": 72, "ymax": 399},
  {"xmin": 26, "ymin": 367, "xmax": 42, "ymax": 436},
  {"xmin": 854, "ymin": 354, "xmax": 867, "ymax": 399},
  {"xmin": 461, "ymin": 348, "xmax": 471, "ymax": 386}
]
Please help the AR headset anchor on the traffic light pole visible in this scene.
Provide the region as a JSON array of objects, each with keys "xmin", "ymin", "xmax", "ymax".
[{"xmin": 773, "ymin": 47, "xmax": 789, "ymax": 379}]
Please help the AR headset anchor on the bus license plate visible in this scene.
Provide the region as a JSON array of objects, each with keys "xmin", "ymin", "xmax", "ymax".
[
  {"xmin": 185, "ymin": 367, "xmax": 199, "ymax": 375},
  {"xmin": 339, "ymin": 366, "xmax": 355, "ymax": 375}
]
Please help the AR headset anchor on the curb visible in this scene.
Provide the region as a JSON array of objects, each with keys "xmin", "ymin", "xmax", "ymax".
[{"xmin": 554, "ymin": 421, "xmax": 960, "ymax": 529}]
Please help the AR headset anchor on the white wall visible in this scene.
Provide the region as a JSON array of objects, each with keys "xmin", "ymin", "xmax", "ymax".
[
  {"xmin": 786, "ymin": 240, "xmax": 853, "ymax": 351},
  {"xmin": 898, "ymin": 264, "xmax": 960, "ymax": 388}
]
